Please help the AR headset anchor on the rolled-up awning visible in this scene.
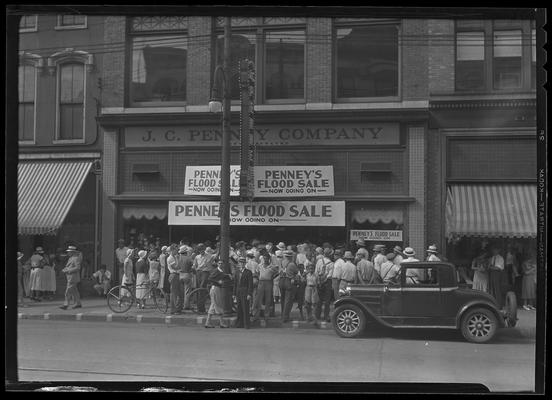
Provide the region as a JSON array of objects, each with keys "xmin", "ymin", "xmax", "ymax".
[
  {"xmin": 18, "ymin": 160, "xmax": 93, "ymax": 235},
  {"xmin": 446, "ymin": 184, "xmax": 536, "ymax": 239}
]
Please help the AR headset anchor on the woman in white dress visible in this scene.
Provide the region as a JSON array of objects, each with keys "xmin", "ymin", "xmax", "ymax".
[
  {"xmin": 135, "ymin": 250, "xmax": 149, "ymax": 308},
  {"xmin": 120, "ymin": 248, "xmax": 134, "ymax": 298},
  {"xmin": 29, "ymin": 247, "xmax": 45, "ymax": 301},
  {"xmin": 471, "ymin": 250, "xmax": 489, "ymax": 293}
]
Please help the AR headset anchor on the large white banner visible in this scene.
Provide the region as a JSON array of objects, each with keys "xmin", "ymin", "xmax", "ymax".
[
  {"xmin": 169, "ymin": 201, "xmax": 345, "ymax": 226},
  {"xmin": 184, "ymin": 165, "xmax": 334, "ymax": 197},
  {"xmin": 184, "ymin": 165, "xmax": 241, "ymax": 196},
  {"xmin": 350, "ymin": 229, "xmax": 403, "ymax": 242}
]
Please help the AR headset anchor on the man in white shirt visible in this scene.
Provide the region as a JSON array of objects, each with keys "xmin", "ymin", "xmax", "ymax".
[
  {"xmin": 167, "ymin": 246, "xmax": 183, "ymax": 314},
  {"xmin": 315, "ymin": 247, "xmax": 334, "ymax": 322},
  {"xmin": 401, "ymin": 247, "xmax": 422, "ymax": 283},
  {"xmin": 92, "ymin": 264, "xmax": 112, "ymax": 296},
  {"xmin": 339, "ymin": 252, "xmax": 357, "ymax": 290},
  {"xmin": 331, "ymin": 249, "xmax": 345, "ymax": 301},
  {"xmin": 373, "ymin": 245, "xmax": 387, "ymax": 275},
  {"xmin": 115, "ymin": 239, "xmax": 128, "ymax": 284}
]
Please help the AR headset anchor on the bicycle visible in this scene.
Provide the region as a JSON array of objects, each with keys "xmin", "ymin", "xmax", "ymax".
[{"xmin": 107, "ymin": 280, "xmax": 169, "ymax": 313}]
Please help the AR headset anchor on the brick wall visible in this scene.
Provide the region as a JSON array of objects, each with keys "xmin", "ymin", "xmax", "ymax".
[
  {"xmin": 102, "ymin": 16, "xmax": 126, "ymax": 108},
  {"xmin": 428, "ymin": 19, "xmax": 455, "ymax": 95},
  {"xmin": 407, "ymin": 126, "xmax": 426, "ymax": 256},
  {"xmin": 187, "ymin": 17, "xmax": 212, "ymax": 106},
  {"xmin": 306, "ymin": 18, "xmax": 332, "ymax": 104},
  {"xmin": 425, "ymin": 128, "xmax": 443, "ymax": 252},
  {"xmin": 402, "ymin": 19, "xmax": 429, "ymax": 100},
  {"xmin": 100, "ymin": 129, "xmax": 118, "ymax": 272}
]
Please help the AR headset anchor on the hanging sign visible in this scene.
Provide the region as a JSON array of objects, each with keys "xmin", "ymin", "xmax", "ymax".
[
  {"xmin": 168, "ymin": 201, "xmax": 345, "ymax": 226},
  {"xmin": 184, "ymin": 165, "xmax": 241, "ymax": 195},
  {"xmin": 350, "ymin": 230, "xmax": 403, "ymax": 242}
]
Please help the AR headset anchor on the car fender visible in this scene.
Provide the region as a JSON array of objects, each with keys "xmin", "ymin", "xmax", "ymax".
[
  {"xmin": 456, "ymin": 300, "xmax": 506, "ymax": 329},
  {"xmin": 334, "ymin": 297, "xmax": 395, "ymax": 328}
]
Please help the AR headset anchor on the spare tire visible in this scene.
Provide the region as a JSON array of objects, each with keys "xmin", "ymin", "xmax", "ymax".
[{"xmin": 504, "ymin": 291, "xmax": 518, "ymax": 327}]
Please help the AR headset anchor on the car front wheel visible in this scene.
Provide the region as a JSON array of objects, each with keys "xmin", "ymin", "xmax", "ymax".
[
  {"xmin": 332, "ymin": 304, "xmax": 366, "ymax": 338},
  {"xmin": 460, "ymin": 307, "xmax": 498, "ymax": 343}
]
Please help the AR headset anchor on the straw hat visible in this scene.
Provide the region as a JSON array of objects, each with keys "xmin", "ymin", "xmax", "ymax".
[
  {"xmin": 426, "ymin": 244, "xmax": 438, "ymax": 253},
  {"xmin": 276, "ymin": 242, "xmax": 286, "ymax": 250},
  {"xmin": 315, "ymin": 247, "xmax": 323, "ymax": 254},
  {"xmin": 393, "ymin": 245, "xmax": 403, "ymax": 254},
  {"xmin": 17, "ymin": 252, "xmax": 24, "ymax": 260},
  {"xmin": 343, "ymin": 251, "xmax": 355, "ymax": 260},
  {"xmin": 65, "ymin": 245, "xmax": 77, "ymax": 253},
  {"xmin": 179, "ymin": 245, "xmax": 188, "ymax": 254},
  {"xmin": 161, "ymin": 246, "xmax": 168, "ymax": 252},
  {"xmin": 35, "ymin": 246, "xmax": 45, "ymax": 254},
  {"xmin": 126, "ymin": 248, "xmax": 133, "ymax": 257},
  {"xmin": 138, "ymin": 250, "xmax": 147, "ymax": 259},
  {"xmin": 205, "ymin": 247, "xmax": 214, "ymax": 254},
  {"xmin": 403, "ymin": 247, "xmax": 416, "ymax": 257}
]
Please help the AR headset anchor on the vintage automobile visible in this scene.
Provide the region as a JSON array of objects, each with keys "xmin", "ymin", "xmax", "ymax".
[{"xmin": 332, "ymin": 261, "xmax": 518, "ymax": 343}]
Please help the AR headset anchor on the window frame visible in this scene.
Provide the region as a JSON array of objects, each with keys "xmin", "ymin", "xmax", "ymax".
[
  {"xmin": 19, "ymin": 15, "xmax": 38, "ymax": 33},
  {"xmin": 55, "ymin": 15, "xmax": 88, "ymax": 30},
  {"xmin": 492, "ymin": 29, "xmax": 523, "ymax": 90},
  {"xmin": 54, "ymin": 61, "xmax": 87, "ymax": 144},
  {"xmin": 332, "ymin": 19, "xmax": 402, "ymax": 103},
  {"xmin": 127, "ymin": 29, "xmax": 188, "ymax": 107},
  {"xmin": 18, "ymin": 63, "xmax": 38, "ymax": 144}
]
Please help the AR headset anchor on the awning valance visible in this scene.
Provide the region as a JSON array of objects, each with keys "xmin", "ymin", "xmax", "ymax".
[
  {"xmin": 122, "ymin": 206, "xmax": 168, "ymax": 220},
  {"xmin": 351, "ymin": 207, "xmax": 404, "ymax": 225},
  {"xmin": 446, "ymin": 184, "xmax": 536, "ymax": 240},
  {"xmin": 18, "ymin": 160, "xmax": 93, "ymax": 235}
]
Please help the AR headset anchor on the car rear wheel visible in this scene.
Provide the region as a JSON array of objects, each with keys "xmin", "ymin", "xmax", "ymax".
[
  {"xmin": 461, "ymin": 307, "xmax": 498, "ymax": 343},
  {"xmin": 332, "ymin": 304, "xmax": 366, "ymax": 338}
]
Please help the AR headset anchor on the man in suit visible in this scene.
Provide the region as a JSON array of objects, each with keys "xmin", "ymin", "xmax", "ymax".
[
  {"xmin": 234, "ymin": 256, "xmax": 253, "ymax": 329},
  {"xmin": 60, "ymin": 245, "xmax": 82, "ymax": 310}
]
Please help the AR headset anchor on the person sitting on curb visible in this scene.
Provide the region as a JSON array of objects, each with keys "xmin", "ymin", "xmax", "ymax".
[{"xmin": 92, "ymin": 264, "xmax": 112, "ymax": 297}]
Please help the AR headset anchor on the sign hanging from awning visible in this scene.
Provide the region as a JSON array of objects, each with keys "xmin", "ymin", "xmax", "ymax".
[
  {"xmin": 184, "ymin": 165, "xmax": 334, "ymax": 197},
  {"xmin": 168, "ymin": 201, "xmax": 345, "ymax": 226},
  {"xmin": 350, "ymin": 229, "xmax": 403, "ymax": 242}
]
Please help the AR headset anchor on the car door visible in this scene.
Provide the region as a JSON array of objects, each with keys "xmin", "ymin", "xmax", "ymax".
[{"xmin": 400, "ymin": 265, "xmax": 445, "ymax": 323}]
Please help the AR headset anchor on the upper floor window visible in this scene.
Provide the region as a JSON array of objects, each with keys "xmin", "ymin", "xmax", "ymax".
[
  {"xmin": 455, "ymin": 20, "xmax": 534, "ymax": 93},
  {"xmin": 58, "ymin": 63, "xmax": 85, "ymax": 140},
  {"xmin": 56, "ymin": 15, "xmax": 87, "ymax": 29},
  {"xmin": 19, "ymin": 15, "xmax": 37, "ymax": 32},
  {"xmin": 129, "ymin": 17, "xmax": 188, "ymax": 105},
  {"xmin": 335, "ymin": 23, "xmax": 399, "ymax": 100},
  {"xmin": 214, "ymin": 17, "xmax": 306, "ymax": 104},
  {"xmin": 18, "ymin": 65, "xmax": 36, "ymax": 141}
]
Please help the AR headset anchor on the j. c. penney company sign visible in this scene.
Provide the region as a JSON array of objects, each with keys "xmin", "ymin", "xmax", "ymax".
[{"xmin": 124, "ymin": 123, "xmax": 400, "ymax": 147}]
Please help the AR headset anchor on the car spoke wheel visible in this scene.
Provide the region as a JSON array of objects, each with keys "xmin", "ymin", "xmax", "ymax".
[
  {"xmin": 461, "ymin": 307, "xmax": 498, "ymax": 343},
  {"xmin": 332, "ymin": 304, "xmax": 366, "ymax": 338}
]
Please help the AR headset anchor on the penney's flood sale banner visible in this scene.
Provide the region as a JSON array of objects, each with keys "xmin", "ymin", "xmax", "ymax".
[
  {"xmin": 168, "ymin": 201, "xmax": 345, "ymax": 226},
  {"xmin": 184, "ymin": 165, "xmax": 334, "ymax": 197},
  {"xmin": 350, "ymin": 229, "xmax": 403, "ymax": 242}
]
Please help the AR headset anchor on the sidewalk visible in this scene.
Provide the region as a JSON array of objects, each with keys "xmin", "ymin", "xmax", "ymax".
[{"xmin": 15, "ymin": 295, "xmax": 536, "ymax": 338}]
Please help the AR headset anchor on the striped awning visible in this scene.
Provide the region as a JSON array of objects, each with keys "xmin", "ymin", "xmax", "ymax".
[
  {"xmin": 446, "ymin": 184, "xmax": 536, "ymax": 240},
  {"xmin": 18, "ymin": 160, "xmax": 93, "ymax": 235}
]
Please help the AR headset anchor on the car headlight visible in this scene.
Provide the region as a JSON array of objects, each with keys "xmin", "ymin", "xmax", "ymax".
[{"xmin": 338, "ymin": 286, "xmax": 351, "ymax": 296}]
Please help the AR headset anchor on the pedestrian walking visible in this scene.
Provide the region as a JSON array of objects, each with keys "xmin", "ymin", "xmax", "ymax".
[
  {"xmin": 331, "ymin": 249, "xmax": 344, "ymax": 301},
  {"xmin": 282, "ymin": 250, "xmax": 299, "ymax": 323},
  {"xmin": 178, "ymin": 245, "xmax": 194, "ymax": 310},
  {"xmin": 471, "ymin": 250, "xmax": 490, "ymax": 293},
  {"xmin": 59, "ymin": 245, "xmax": 82, "ymax": 310},
  {"xmin": 355, "ymin": 250, "xmax": 377, "ymax": 284},
  {"xmin": 521, "ymin": 249, "xmax": 536, "ymax": 310},
  {"xmin": 167, "ymin": 245, "xmax": 183, "ymax": 315},
  {"xmin": 315, "ymin": 247, "xmax": 334, "ymax": 323},
  {"xmin": 115, "ymin": 239, "xmax": 129, "ymax": 285},
  {"xmin": 205, "ymin": 259, "xmax": 232, "ymax": 328},
  {"xmin": 339, "ymin": 251, "xmax": 357, "ymax": 291},
  {"xmin": 234, "ymin": 256, "xmax": 253, "ymax": 329},
  {"xmin": 135, "ymin": 250, "xmax": 149, "ymax": 309},
  {"xmin": 304, "ymin": 264, "xmax": 319, "ymax": 324},
  {"xmin": 92, "ymin": 264, "xmax": 112, "ymax": 296},
  {"xmin": 252, "ymin": 256, "xmax": 278, "ymax": 322},
  {"xmin": 488, "ymin": 246, "xmax": 505, "ymax": 309}
]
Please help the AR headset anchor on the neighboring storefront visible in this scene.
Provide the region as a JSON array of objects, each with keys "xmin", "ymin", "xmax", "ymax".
[{"xmin": 99, "ymin": 111, "xmax": 427, "ymax": 278}]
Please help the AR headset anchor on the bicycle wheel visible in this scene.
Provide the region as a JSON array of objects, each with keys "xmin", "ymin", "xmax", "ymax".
[
  {"xmin": 153, "ymin": 288, "xmax": 169, "ymax": 313},
  {"xmin": 107, "ymin": 285, "xmax": 134, "ymax": 313},
  {"xmin": 189, "ymin": 288, "xmax": 210, "ymax": 314}
]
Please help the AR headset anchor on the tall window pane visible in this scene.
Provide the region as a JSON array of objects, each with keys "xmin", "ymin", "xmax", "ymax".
[
  {"xmin": 59, "ymin": 63, "xmax": 84, "ymax": 140},
  {"xmin": 336, "ymin": 25, "xmax": 398, "ymax": 98},
  {"xmin": 216, "ymin": 32, "xmax": 256, "ymax": 100},
  {"xmin": 131, "ymin": 36, "xmax": 187, "ymax": 103},
  {"xmin": 18, "ymin": 65, "xmax": 35, "ymax": 141},
  {"xmin": 264, "ymin": 30, "xmax": 305, "ymax": 100},
  {"xmin": 19, "ymin": 15, "xmax": 37, "ymax": 31},
  {"xmin": 456, "ymin": 31, "xmax": 485, "ymax": 91},
  {"xmin": 493, "ymin": 30, "xmax": 522, "ymax": 90}
]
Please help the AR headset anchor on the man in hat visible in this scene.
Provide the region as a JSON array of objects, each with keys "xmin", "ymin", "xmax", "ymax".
[
  {"xmin": 92, "ymin": 264, "xmax": 112, "ymax": 296},
  {"xmin": 115, "ymin": 239, "xmax": 129, "ymax": 285},
  {"xmin": 380, "ymin": 253, "xmax": 400, "ymax": 284},
  {"xmin": 234, "ymin": 256, "xmax": 253, "ymax": 328},
  {"xmin": 315, "ymin": 247, "xmax": 334, "ymax": 322},
  {"xmin": 281, "ymin": 250, "xmax": 299, "ymax": 323},
  {"xmin": 192, "ymin": 243, "xmax": 212, "ymax": 314},
  {"xmin": 178, "ymin": 245, "xmax": 194, "ymax": 310},
  {"xmin": 246, "ymin": 250, "xmax": 260, "ymax": 316},
  {"xmin": 331, "ymin": 249, "xmax": 345, "ymax": 301},
  {"xmin": 166, "ymin": 245, "xmax": 182, "ymax": 314},
  {"xmin": 339, "ymin": 251, "xmax": 357, "ymax": 291},
  {"xmin": 60, "ymin": 245, "xmax": 82, "ymax": 310},
  {"xmin": 426, "ymin": 244, "xmax": 441, "ymax": 262},
  {"xmin": 373, "ymin": 245, "xmax": 387, "ymax": 276},
  {"xmin": 401, "ymin": 247, "xmax": 422, "ymax": 284},
  {"xmin": 392, "ymin": 245, "xmax": 405, "ymax": 267}
]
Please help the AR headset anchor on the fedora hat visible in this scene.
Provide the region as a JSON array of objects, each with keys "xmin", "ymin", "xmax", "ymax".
[
  {"xmin": 138, "ymin": 250, "xmax": 147, "ymax": 259},
  {"xmin": 356, "ymin": 239, "xmax": 366, "ymax": 246},
  {"xmin": 323, "ymin": 247, "xmax": 334, "ymax": 257},
  {"xmin": 343, "ymin": 251, "xmax": 355, "ymax": 260},
  {"xmin": 403, "ymin": 247, "xmax": 416, "ymax": 257},
  {"xmin": 205, "ymin": 247, "xmax": 214, "ymax": 254},
  {"xmin": 283, "ymin": 250, "xmax": 294, "ymax": 257},
  {"xmin": 393, "ymin": 245, "xmax": 403, "ymax": 254},
  {"xmin": 276, "ymin": 242, "xmax": 286, "ymax": 250},
  {"xmin": 65, "ymin": 245, "xmax": 77, "ymax": 253},
  {"xmin": 178, "ymin": 245, "xmax": 188, "ymax": 254},
  {"xmin": 426, "ymin": 244, "xmax": 438, "ymax": 253}
]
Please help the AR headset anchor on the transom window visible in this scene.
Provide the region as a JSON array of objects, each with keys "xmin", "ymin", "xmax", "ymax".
[
  {"xmin": 18, "ymin": 64, "xmax": 36, "ymax": 141},
  {"xmin": 335, "ymin": 22, "xmax": 399, "ymax": 100},
  {"xmin": 57, "ymin": 15, "xmax": 87, "ymax": 28}
]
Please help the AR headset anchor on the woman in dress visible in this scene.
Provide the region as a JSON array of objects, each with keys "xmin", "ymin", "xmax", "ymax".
[
  {"xmin": 121, "ymin": 248, "xmax": 134, "ymax": 298},
  {"xmin": 40, "ymin": 252, "xmax": 55, "ymax": 300},
  {"xmin": 148, "ymin": 250, "xmax": 161, "ymax": 288},
  {"xmin": 521, "ymin": 250, "xmax": 536, "ymax": 310},
  {"xmin": 471, "ymin": 249, "xmax": 489, "ymax": 293},
  {"xmin": 204, "ymin": 259, "xmax": 232, "ymax": 328},
  {"xmin": 29, "ymin": 247, "xmax": 45, "ymax": 301},
  {"xmin": 135, "ymin": 250, "xmax": 149, "ymax": 309}
]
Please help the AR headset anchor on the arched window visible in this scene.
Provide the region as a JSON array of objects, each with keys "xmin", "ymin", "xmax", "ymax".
[
  {"xmin": 18, "ymin": 64, "xmax": 37, "ymax": 142},
  {"xmin": 58, "ymin": 62, "xmax": 85, "ymax": 140}
]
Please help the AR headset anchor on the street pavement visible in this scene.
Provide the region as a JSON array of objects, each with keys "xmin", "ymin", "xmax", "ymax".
[
  {"xmin": 16, "ymin": 319, "xmax": 536, "ymax": 391},
  {"xmin": 15, "ymin": 294, "xmax": 537, "ymax": 338}
]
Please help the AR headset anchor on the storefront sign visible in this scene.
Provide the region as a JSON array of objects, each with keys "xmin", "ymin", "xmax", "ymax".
[
  {"xmin": 125, "ymin": 123, "xmax": 400, "ymax": 148},
  {"xmin": 184, "ymin": 165, "xmax": 241, "ymax": 196},
  {"xmin": 168, "ymin": 201, "xmax": 345, "ymax": 226},
  {"xmin": 184, "ymin": 166, "xmax": 334, "ymax": 197},
  {"xmin": 350, "ymin": 229, "xmax": 403, "ymax": 241}
]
